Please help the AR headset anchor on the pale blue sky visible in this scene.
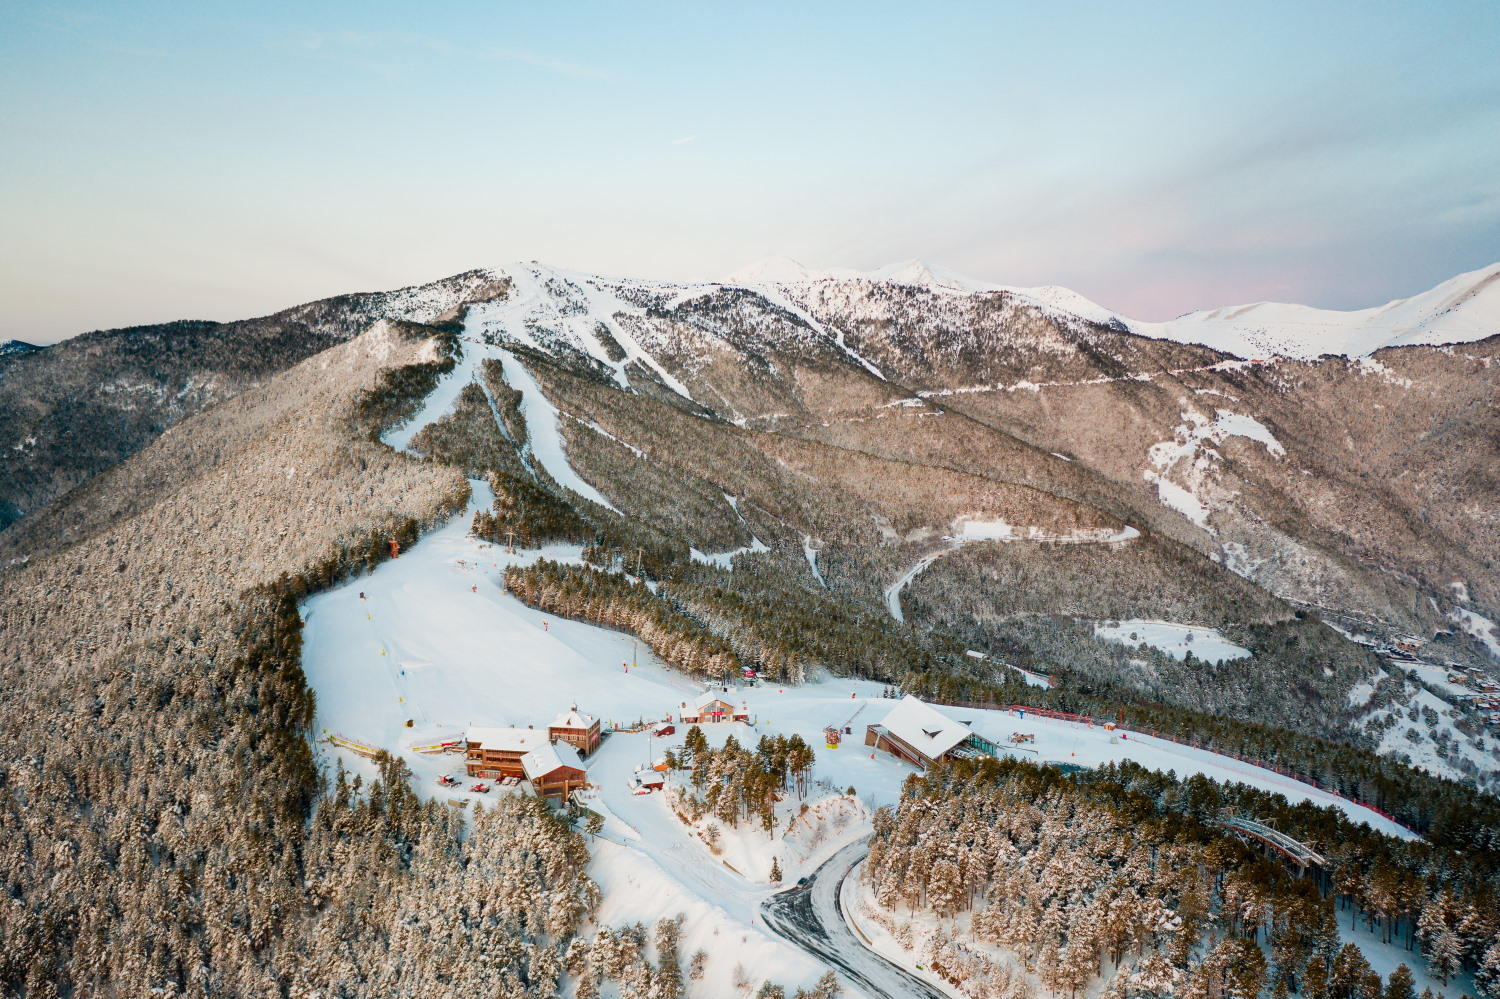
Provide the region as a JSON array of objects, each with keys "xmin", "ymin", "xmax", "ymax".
[{"xmin": 2, "ymin": 1, "xmax": 1497, "ymax": 342}]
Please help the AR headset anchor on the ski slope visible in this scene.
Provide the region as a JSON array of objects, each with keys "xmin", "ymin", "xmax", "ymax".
[
  {"xmin": 301, "ymin": 480, "xmax": 1416, "ymax": 836},
  {"xmin": 296, "ymin": 473, "xmax": 1422, "ymax": 994}
]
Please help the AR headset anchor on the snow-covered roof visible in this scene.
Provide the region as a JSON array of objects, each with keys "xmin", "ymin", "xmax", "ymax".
[
  {"xmin": 876, "ymin": 696, "xmax": 973, "ymax": 760},
  {"xmin": 522, "ymin": 740, "xmax": 586, "ymax": 779},
  {"xmin": 694, "ymin": 690, "xmax": 736, "ymax": 710},
  {"xmin": 467, "ymin": 726, "xmax": 550, "ymax": 753},
  {"xmin": 550, "ymin": 706, "xmax": 596, "ymax": 730}
]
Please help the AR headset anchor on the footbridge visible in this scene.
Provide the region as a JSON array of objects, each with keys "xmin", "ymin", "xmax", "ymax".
[{"xmin": 1214, "ymin": 815, "xmax": 1326, "ymax": 869}]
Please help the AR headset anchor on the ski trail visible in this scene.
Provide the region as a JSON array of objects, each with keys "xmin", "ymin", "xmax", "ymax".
[{"xmin": 804, "ymin": 536, "xmax": 827, "ymax": 588}]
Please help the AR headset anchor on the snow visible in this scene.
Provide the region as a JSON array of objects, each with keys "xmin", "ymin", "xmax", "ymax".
[
  {"xmin": 875, "ymin": 696, "xmax": 975, "ymax": 760},
  {"xmin": 1092, "ymin": 619, "xmax": 1251, "ymax": 664},
  {"xmin": 379, "ymin": 339, "xmax": 473, "ymax": 453},
  {"xmin": 1452, "ymin": 607, "xmax": 1500, "ymax": 661},
  {"xmin": 576, "ymin": 416, "xmax": 646, "ymax": 458},
  {"xmin": 1336, "ymin": 908, "xmax": 1477, "ymax": 999},
  {"xmin": 586, "ymin": 838, "xmax": 838, "ymax": 998},
  {"xmin": 722, "ymin": 257, "xmax": 1124, "ymax": 326},
  {"xmin": 497, "ymin": 348, "xmax": 621, "ymax": 512},
  {"xmin": 885, "ymin": 545, "xmax": 957, "ymax": 623},
  {"xmin": 466, "ymin": 263, "xmax": 697, "ymax": 401},
  {"xmin": 803, "ymin": 536, "xmax": 827, "ymax": 588},
  {"xmin": 955, "ymin": 518, "xmax": 1141, "ymax": 543},
  {"xmin": 521, "ymin": 740, "xmax": 583, "ymax": 779},
  {"xmin": 1368, "ymin": 685, "xmax": 1495, "ymax": 785},
  {"xmin": 1143, "ymin": 409, "xmax": 1285, "ymax": 529},
  {"xmin": 298, "ymin": 490, "xmax": 1411, "ymax": 839},
  {"xmin": 1130, "ymin": 262, "xmax": 1500, "ymax": 360},
  {"xmin": 886, "ymin": 522, "xmax": 1141, "ymax": 623},
  {"xmin": 1152, "ymin": 477, "xmax": 1212, "ymax": 527},
  {"xmin": 373, "ymin": 310, "xmax": 621, "ymax": 514},
  {"xmin": 690, "ymin": 536, "xmax": 770, "ymax": 569},
  {"xmin": 296, "ymin": 467, "xmax": 1426, "ymax": 995},
  {"xmin": 468, "ymin": 726, "xmax": 550, "ymax": 752}
]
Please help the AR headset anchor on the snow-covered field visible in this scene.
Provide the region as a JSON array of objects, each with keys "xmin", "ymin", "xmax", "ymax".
[{"xmin": 1092, "ymin": 619, "xmax": 1251, "ymax": 664}]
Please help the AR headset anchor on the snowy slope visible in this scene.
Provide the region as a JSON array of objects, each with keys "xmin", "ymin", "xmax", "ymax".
[
  {"xmin": 723, "ymin": 257, "xmax": 1122, "ymax": 325},
  {"xmin": 296, "ymin": 469, "xmax": 1425, "ymax": 993},
  {"xmin": 489, "ymin": 256, "xmax": 1499, "ymax": 363},
  {"xmin": 1131, "ymin": 263, "xmax": 1500, "ymax": 360}
]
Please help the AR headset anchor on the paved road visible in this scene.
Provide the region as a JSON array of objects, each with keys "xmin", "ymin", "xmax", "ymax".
[{"xmin": 761, "ymin": 839, "xmax": 948, "ymax": 999}]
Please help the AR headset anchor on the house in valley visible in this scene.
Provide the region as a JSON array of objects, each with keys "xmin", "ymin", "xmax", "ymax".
[
  {"xmin": 549, "ymin": 706, "xmax": 602, "ymax": 757},
  {"xmin": 522, "ymin": 741, "xmax": 589, "ymax": 801},
  {"xmin": 464, "ymin": 726, "xmax": 551, "ymax": 779}
]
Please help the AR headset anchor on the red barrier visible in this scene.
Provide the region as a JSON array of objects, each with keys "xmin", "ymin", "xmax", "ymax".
[{"xmin": 932, "ymin": 699, "xmax": 1412, "ymax": 834}]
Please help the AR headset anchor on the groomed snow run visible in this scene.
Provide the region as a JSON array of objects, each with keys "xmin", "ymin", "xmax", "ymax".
[{"xmin": 376, "ymin": 312, "xmax": 620, "ymax": 513}]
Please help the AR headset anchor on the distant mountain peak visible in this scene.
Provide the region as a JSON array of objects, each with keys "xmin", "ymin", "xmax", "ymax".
[
  {"xmin": 1, "ymin": 339, "xmax": 43, "ymax": 358},
  {"xmin": 1133, "ymin": 261, "xmax": 1500, "ymax": 360}
]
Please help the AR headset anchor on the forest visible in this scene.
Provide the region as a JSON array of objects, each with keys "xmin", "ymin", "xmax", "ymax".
[{"xmin": 863, "ymin": 756, "xmax": 1500, "ymax": 999}]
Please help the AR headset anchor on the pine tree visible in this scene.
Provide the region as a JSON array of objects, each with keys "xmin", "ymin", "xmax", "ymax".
[
  {"xmin": 770, "ymin": 857, "xmax": 782, "ymax": 883},
  {"xmin": 1477, "ymin": 941, "xmax": 1500, "ymax": 999},
  {"xmin": 1304, "ymin": 955, "xmax": 1330, "ymax": 999},
  {"xmin": 1386, "ymin": 964, "xmax": 1416, "ymax": 999}
]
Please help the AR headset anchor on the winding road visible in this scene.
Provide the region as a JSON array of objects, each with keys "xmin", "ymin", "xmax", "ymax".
[{"xmin": 761, "ymin": 840, "xmax": 949, "ymax": 999}]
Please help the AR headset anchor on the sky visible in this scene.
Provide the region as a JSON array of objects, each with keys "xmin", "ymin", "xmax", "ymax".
[{"xmin": 2, "ymin": 0, "xmax": 1498, "ymax": 343}]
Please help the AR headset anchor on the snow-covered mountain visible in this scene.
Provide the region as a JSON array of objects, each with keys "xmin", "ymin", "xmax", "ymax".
[
  {"xmin": 1132, "ymin": 262, "xmax": 1500, "ymax": 360},
  {"xmin": 714, "ymin": 256, "xmax": 1500, "ymax": 360},
  {"xmin": 7, "ymin": 253, "xmax": 1500, "ymax": 998}
]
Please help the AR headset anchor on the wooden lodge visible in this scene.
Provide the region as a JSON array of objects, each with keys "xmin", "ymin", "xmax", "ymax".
[
  {"xmin": 865, "ymin": 695, "xmax": 979, "ymax": 769},
  {"xmin": 522, "ymin": 742, "xmax": 589, "ymax": 801},
  {"xmin": 464, "ymin": 726, "xmax": 551, "ymax": 779},
  {"xmin": 680, "ymin": 690, "xmax": 748, "ymax": 724},
  {"xmin": 549, "ymin": 706, "xmax": 602, "ymax": 757}
]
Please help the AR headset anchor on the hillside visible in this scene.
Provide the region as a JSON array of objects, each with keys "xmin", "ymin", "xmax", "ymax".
[{"xmin": 4, "ymin": 284, "xmax": 1500, "ymax": 996}]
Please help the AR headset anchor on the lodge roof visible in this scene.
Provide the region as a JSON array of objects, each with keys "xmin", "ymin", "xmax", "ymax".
[
  {"xmin": 466, "ymin": 726, "xmax": 550, "ymax": 753},
  {"xmin": 521, "ymin": 740, "xmax": 585, "ymax": 780},
  {"xmin": 550, "ymin": 706, "xmax": 597, "ymax": 731},
  {"xmin": 876, "ymin": 696, "xmax": 973, "ymax": 760}
]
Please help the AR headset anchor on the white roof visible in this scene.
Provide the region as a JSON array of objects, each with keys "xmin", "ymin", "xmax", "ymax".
[
  {"xmin": 876, "ymin": 696, "xmax": 972, "ymax": 760},
  {"xmin": 522, "ymin": 740, "xmax": 585, "ymax": 779},
  {"xmin": 467, "ymin": 726, "xmax": 550, "ymax": 753},
  {"xmin": 694, "ymin": 690, "xmax": 736, "ymax": 710},
  {"xmin": 550, "ymin": 707, "xmax": 596, "ymax": 730}
]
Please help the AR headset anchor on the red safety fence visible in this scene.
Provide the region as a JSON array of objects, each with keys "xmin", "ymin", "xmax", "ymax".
[{"xmin": 936, "ymin": 700, "xmax": 1409, "ymax": 832}]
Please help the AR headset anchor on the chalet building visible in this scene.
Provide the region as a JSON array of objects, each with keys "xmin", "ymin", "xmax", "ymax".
[
  {"xmin": 522, "ymin": 742, "xmax": 589, "ymax": 801},
  {"xmin": 866, "ymin": 696, "xmax": 987, "ymax": 769},
  {"xmin": 549, "ymin": 706, "xmax": 601, "ymax": 757},
  {"xmin": 464, "ymin": 726, "xmax": 551, "ymax": 779},
  {"xmin": 680, "ymin": 690, "xmax": 748, "ymax": 724}
]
